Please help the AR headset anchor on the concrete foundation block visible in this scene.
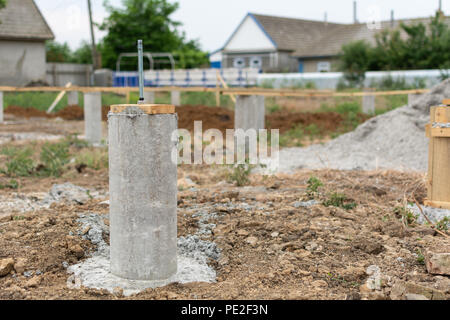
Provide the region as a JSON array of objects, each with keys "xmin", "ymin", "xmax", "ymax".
[
  {"xmin": 84, "ymin": 92, "xmax": 102, "ymax": 145},
  {"xmin": 108, "ymin": 107, "xmax": 178, "ymax": 280},
  {"xmin": 0, "ymin": 91, "xmax": 3, "ymax": 123},
  {"xmin": 235, "ymin": 95, "xmax": 265, "ymax": 131},
  {"xmin": 67, "ymin": 91, "xmax": 79, "ymax": 106},
  {"xmin": 171, "ymin": 91, "xmax": 181, "ymax": 106},
  {"xmin": 362, "ymin": 89, "xmax": 375, "ymax": 114},
  {"xmin": 144, "ymin": 91, "xmax": 155, "ymax": 104}
]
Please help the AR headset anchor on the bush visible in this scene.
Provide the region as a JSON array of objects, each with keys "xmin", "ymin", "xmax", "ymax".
[{"xmin": 323, "ymin": 192, "xmax": 357, "ymax": 210}]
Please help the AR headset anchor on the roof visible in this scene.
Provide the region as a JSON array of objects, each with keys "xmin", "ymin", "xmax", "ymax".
[
  {"xmin": 0, "ymin": 0, "xmax": 54, "ymax": 41},
  {"xmin": 233, "ymin": 13, "xmax": 450, "ymax": 58}
]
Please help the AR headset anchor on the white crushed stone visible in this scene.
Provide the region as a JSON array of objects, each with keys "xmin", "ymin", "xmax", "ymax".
[
  {"xmin": 408, "ymin": 204, "xmax": 450, "ymax": 226},
  {"xmin": 263, "ymin": 79, "xmax": 450, "ymax": 173},
  {"xmin": 67, "ymin": 213, "xmax": 219, "ymax": 296}
]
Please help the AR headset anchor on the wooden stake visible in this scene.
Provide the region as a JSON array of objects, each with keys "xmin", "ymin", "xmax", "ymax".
[{"xmin": 46, "ymin": 82, "xmax": 72, "ymax": 114}]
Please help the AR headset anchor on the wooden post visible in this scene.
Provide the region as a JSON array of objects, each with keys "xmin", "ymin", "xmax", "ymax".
[
  {"xmin": 215, "ymin": 70, "xmax": 221, "ymax": 107},
  {"xmin": 425, "ymin": 100, "xmax": 450, "ymax": 209}
]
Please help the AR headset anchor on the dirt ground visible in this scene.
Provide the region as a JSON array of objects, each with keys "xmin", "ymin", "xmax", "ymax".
[
  {"xmin": 0, "ymin": 162, "xmax": 449, "ymax": 300},
  {"xmin": 3, "ymin": 105, "xmax": 369, "ymax": 138},
  {"xmin": 0, "ymin": 108, "xmax": 448, "ymax": 300}
]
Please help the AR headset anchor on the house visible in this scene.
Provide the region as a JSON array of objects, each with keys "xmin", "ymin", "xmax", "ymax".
[
  {"xmin": 213, "ymin": 12, "xmax": 450, "ymax": 73},
  {"xmin": 0, "ymin": 0, "xmax": 54, "ymax": 86}
]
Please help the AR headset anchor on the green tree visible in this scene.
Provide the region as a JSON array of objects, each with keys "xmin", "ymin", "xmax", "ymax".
[
  {"xmin": 71, "ymin": 41, "xmax": 95, "ymax": 64},
  {"xmin": 46, "ymin": 41, "xmax": 72, "ymax": 63},
  {"xmin": 338, "ymin": 12, "xmax": 450, "ymax": 85},
  {"xmin": 99, "ymin": 0, "xmax": 208, "ymax": 70},
  {"xmin": 0, "ymin": 0, "xmax": 5, "ymax": 9}
]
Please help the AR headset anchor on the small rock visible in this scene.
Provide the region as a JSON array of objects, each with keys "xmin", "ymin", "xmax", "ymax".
[
  {"xmin": 62, "ymin": 261, "xmax": 69, "ymax": 269},
  {"xmin": 345, "ymin": 292, "xmax": 361, "ymax": 300},
  {"xmin": 305, "ymin": 241, "xmax": 320, "ymax": 251},
  {"xmin": 23, "ymin": 271, "xmax": 33, "ymax": 278},
  {"xmin": 405, "ymin": 293, "xmax": 429, "ymax": 300},
  {"xmin": 245, "ymin": 236, "xmax": 258, "ymax": 246},
  {"xmin": 425, "ymin": 251, "xmax": 450, "ymax": 276},
  {"xmin": 167, "ymin": 292, "xmax": 178, "ymax": 299},
  {"xmin": 0, "ymin": 258, "xmax": 14, "ymax": 277},
  {"xmin": 236, "ymin": 229, "xmax": 249, "ymax": 236},
  {"xmin": 69, "ymin": 244, "xmax": 85, "ymax": 259},
  {"xmin": 113, "ymin": 287, "xmax": 124, "ymax": 297},
  {"xmin": 14, "ymin": 258, "xmax": 27, "ymax": 274},
  {"xmin": 82, "ymin": 226, "xmax": 91, "ymax": 235},
  {"xmin": 25, "ymin": 276, "xmax": 41, "ymax": 288},
  {"xmin": 270, "ymin": 232, "xmax": 279, "ymax": 238}
]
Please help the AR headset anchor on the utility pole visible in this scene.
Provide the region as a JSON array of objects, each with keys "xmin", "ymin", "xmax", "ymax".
[{"xmin": 87, "ymin": 0, "xmax": 99, "ymax": 70}]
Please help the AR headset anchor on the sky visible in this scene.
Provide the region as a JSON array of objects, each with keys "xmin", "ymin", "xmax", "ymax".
[{"xmin": 35, "ymin": 0, "xmax": 447, "ymax": 52}]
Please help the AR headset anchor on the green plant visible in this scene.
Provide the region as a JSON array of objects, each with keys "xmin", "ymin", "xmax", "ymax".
[
  {"xmin": 435, "ymin": 217, "xmax": 449, "ymax": 231},
  {"xmin": 393, "ymin": 206, "xmax": 418, "ymax": 226},
  {"xmin": 38, "ymin": 142, "xmax": 70, "ymax": 177},
  {"xmin": 228, "ymin": 162, "xmax": 254, "ymax": 187},
  {"xmin": 75, "ymin": 149, "xmax": 109, "ymax": 170},
  {"xmin": 279, "ymin": 124, "xmax": 305, "ymax": 147},
  {"xmin": 0, "ymin": 147, "xmax": 34, "ymax": 177},
  {"xmin": 0, "ymin": 179, "xmax": 19, "ymax": 189},
  {"xmin": 306, "ymin": 176, "xmax": 323, "ymax": 199},
  {"xmin": 416, "ymin": 249, "xmax": 425, "ymax": 265},
  {"xmin": 64, "ymin": 134, "xmax": 89, "ymax": 148},
  {"xmin": 323, "ymin": 192, "xmax": 357, "ymax": 210}
]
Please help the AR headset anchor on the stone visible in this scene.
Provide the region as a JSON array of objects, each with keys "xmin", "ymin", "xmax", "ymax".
[
  {"xmin": 0, "ymin": 258, "xmax": 14, "ymax": 277},
  {"xmin": 25, "ymin": 276, "xmax": 41, "ymax": 288},
  {"xmin": 237, "ymin": 229, "xmax": 249, "ymax": 236},
  {"xmin": 14, "ymin": 258, "xmax": 27, "ymax": 274},
  {"xmin": 113, "ymin": 287, "xmax": 124, "ymax": 297},
  {"xmin": 270, "ymin": 232, "xmax": 279, "ymax": 238},
  {"xmin": 245, "ymin": 236, "xmax": 258, "ymax": 246},
  {"xmin": 312, "ymin": 280, "xmax": 328, "ymax": 288},
  {"xmin": 405, "ymin": 282, "xmax": 446, "ymax": 300},
  {"xmin": 69, "ymin": 244, "xmax": 85, "ymax": 259},
  {"xmin": 425, "ymin": 251, "xmax": 450, "ymax": 276}
]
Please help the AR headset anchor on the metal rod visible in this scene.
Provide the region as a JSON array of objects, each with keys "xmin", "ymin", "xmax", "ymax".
[{"xmin": 137, "ymin": 40, "xmax": 145, "ymax": 103}]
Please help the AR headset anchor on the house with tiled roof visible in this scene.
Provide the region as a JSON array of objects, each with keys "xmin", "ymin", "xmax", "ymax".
[
  {"xmin": 0, "ymin": 0, "xmax": 54, "ymax": 85},
  {"xmin": 213, "ymin": 12, "xmax": 450, "ymax": 73}
]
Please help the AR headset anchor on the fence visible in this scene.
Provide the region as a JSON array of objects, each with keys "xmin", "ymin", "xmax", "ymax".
[
  {"xmin": 46, "ymin": 63, "xmax": 93, "ymax": 87},
  {"xmin": 258, "ymin": 69, "xmax": 450, "ymax": 90},
  {"xmin": 113, "ymin": 68, "xmax": 259, "ymax": 87}
]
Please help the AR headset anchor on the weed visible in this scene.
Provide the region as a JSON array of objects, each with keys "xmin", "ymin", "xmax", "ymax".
[
  {"xmin": 323, "ymin": 192, "xmax": 357, "ymax": 210},
  {"xmin": 64, "ymin": 134, "xmax": 89, "ymax": 148},
  {"xmin": 228, "ymin": 162, "xmax": 254, "ymax": 186},
  {"xmin": 0, "ymin": 179, "xmax": 19, "ymax": 189},
  {"xmin": 306, "ymin": 176, "xmax": 323, "ymax": 199},
  {"xmin": 393, "ymin": 206, "xmax": 417, "ymax": 226},
  {"xmin": 435, "ymin": 217, "xmax": 449, "ymax": 231},
  {"xmin": 279, "ymin": 124, "xmax": 304, "ymax": 147},
  {"xmin": 416, "ymin": 249, "xmax": 425, "ymax": 265},
  {"xmin": 0, "ymin": 147, "xmax": 34, "ymax": 177},
  {"xmin": 38, "ymin": 142, "xmax": 70, "ymax": 177},
  {"xmin": 75, "ymin": 148, "xmax": 109, "ymax": 170}
]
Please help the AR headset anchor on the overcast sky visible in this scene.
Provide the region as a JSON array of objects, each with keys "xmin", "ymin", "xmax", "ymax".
[{"xmin": 35, "ymin": 0, "xmax": 447, "ymax": 51}]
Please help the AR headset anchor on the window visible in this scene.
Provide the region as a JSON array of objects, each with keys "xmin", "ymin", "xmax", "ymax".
[
  {"xmin": 249, "ymin": 56, "xmax": 262, "ymax": 69},
  {"xmin": 317, "ymin": 61, "xmax": 331, "ymax": 72},
  {"xmin": 233, "ymin": 57, "xmax": 245, "ymax": 69}
]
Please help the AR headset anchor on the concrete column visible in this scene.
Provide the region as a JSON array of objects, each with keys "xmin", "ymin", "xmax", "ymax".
[
  {"xmin": 0, "ymin": 92, "xmax": 3, "ymax": 123},
  {"xmin": 234, "ymin": 95, "xmax": 265, "ymax": 131},
  {"xmin": 108, "ymin": 105, "xmax": 178, "ymax": 280},
  {"xmin": 84, "ymin": 92, "xmax": 102, "ymax": 145},
  {"xmin": 144, "ymin": 91, "xmax": 155, "ymax": 104},
  {"xmin": 171, "ymin": 91, "xmax": 181, "ymax": 106},
  {"xmin": 362, "ymin": 88, "xmax": 375, "ymax": 114},
  {"xmin": 408, "ymin": 93, "xmax": 422, "ymax": 107},
  {"xmin": 67, "ymin": 91, "xmax": 79, "ymax": 106}
]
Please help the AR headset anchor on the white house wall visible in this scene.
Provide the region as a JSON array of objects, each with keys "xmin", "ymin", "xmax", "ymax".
[{"xmin": 225, "ymin": 15, "xmax": 276, "ymax": 52}]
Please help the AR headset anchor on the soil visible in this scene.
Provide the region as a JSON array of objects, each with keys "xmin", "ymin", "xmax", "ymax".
[
  {"xmin": 0, "ymin": 163, "xmax": 449, "ymax": 300},
  {"xmin": 4, "ymin": 105, "xmax": 370, "ymax": 137}
]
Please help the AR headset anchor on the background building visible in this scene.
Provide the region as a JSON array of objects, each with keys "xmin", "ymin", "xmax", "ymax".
[
  {"xmin": 213, "ymin": 12, "xmax": 450, "ymax": 73},
  {"xmin": 0, "ymin": 0, "xmax": 54, "ymax": 86}
]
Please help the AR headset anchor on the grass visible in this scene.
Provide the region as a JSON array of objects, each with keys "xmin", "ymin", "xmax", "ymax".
[
  {"xmin": 393, "ymin": 206, "xmax": 418, "ymax": 227},
  {"xmin": 323, "ymin": 192, "xmax": 357, "ymax": 210},
  {"xmin": 0, "ymin": 136, "xmax": 109, "ymax": 179}
]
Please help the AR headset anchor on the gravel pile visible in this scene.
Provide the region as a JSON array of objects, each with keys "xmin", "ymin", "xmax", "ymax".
[{"xmin": 270, "ymin": 79, "xmax": 450, "ymax": 173}]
